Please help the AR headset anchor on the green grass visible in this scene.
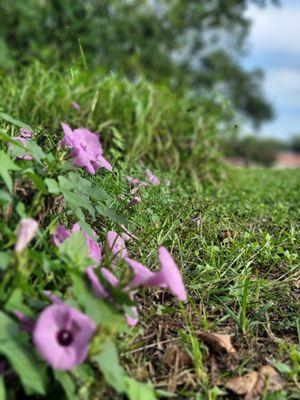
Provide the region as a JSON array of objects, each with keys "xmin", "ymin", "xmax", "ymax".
[
  {"xmin": 117, "ymin": 167, "xmax": 300, "ymax": 399},
  {"xmin": 0, "ymin": 64, "xmax": 299, "ymax": 399}
]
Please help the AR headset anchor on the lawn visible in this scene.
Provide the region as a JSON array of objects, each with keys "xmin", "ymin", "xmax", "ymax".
[{"xmin": 119, "ymin": 167, "xmax": 300, "ymax": 399}]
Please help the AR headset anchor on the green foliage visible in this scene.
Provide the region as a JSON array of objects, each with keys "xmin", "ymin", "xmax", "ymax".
[
  {"xmin": 0, "ymin": 63, "xmax": 229, "ymax": 183},
  {"xmin": 0, "ymin": 0, "xmax": 275, "ymax": 125}
]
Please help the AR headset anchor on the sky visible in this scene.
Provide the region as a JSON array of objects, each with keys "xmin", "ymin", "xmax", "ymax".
[{"xmin": 244, "ymin": 0, "xmax": 300, "ymax": 140}]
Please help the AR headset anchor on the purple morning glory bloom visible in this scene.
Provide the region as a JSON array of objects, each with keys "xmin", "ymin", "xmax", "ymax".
[
  {"xmin": 52, "ymin": 225, "xmax": 71, "ymax": 247},
  {"xmin": 86, "ymin": 266, "xmax": 119, "ymax": 298},
  {"xmin": 71, "ymin": 223, "xmax": 102, "ymax": 263},
  {"xmin": 60, "ymin": 123, "xmax": 112, "ymax": 175},
  {"xmin": 107, "ymin": 231, "xmax": 128, "ymax": 262},
  {"xmin": 125, "ymin": 306, "xmax": 139, "ymax": 327},
  {"xmin": 125, "ymin": 257, "xmax": 155, "ymax": 288},
  {"xmin": 128, "ymin": 196, "xmax": 141, "ymax": 207},
  {"xmin": 15, "ymin": 218, "xmax": 38, "ymax": 252},
  {"xmin": 146, "ymin": 169, "xmax": 160, "ymax": 186},
  {"xmin": 53, "ymin": 223, "xmax": 102, "ymax": 264},
  {"xmin": 33, "ymin": 304, "xmax": 96, "ymax": 371},
  {"xmin": 72, "ymin": 101, "xmax": 80, "ymax": 110},
  {"xmin": 145, "ymin": 247, "xmax": 187, "ymax": 301}
]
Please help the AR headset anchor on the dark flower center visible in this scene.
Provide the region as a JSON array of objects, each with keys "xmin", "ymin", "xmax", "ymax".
[{"xmin": 57, "ymin": 329, "xmax": 74, "ymax": 346}]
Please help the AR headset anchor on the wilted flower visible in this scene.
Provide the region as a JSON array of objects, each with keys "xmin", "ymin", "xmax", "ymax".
[
  {"xmin": 15, "ymin": 218, "xmax": 38, "ymax": 252},
  {"xmin": 33, "ymin": 304, "xmax": 96, "ymax": 370},
  {"xmin": 60, "ymin": 123, "xmax": 112, "ymax": 175},
  {"xmin": 146, "ymin": 169, "xmax": 160, "ymax": 186},
  {"xmin": 128, "ymin": 196, "xmax": 141, "ymax": 207},
  {"xmin": 15, "ymin": 128, "xmax": 33, "ymax": 160}
]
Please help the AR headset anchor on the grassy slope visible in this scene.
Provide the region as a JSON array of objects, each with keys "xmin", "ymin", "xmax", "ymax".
[
  {"xmin": 116, "ymin": 167, "xmax": 300, "ymax": 399},
  {"xmin": 0, "ymin": 66, "xmax": 299, "ymax": 398}
]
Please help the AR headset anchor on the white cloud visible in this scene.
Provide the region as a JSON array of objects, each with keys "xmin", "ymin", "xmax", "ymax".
[{"xmin": 246, "ymin": 3, "xmax": 300, "ymax": 56}]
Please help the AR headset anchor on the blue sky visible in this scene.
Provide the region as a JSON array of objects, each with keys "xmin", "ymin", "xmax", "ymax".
[{"xmin": 244, "ymin": 0, "xmax": 300, "ymax": 140}]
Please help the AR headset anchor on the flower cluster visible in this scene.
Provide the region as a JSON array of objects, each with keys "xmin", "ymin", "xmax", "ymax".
[{"xmin": 11, "ymin": 117, "xmax": 186, "ymax": 375}]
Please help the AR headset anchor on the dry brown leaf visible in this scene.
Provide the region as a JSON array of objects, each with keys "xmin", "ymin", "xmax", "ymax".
[
  {"xmin": 226, "ymin": 371, "xmax": 258, "ymax": 396},
  {"xmin": 198, "ymin": 332, "xmax": 236, "ymax": 355},
  {"xmin": 226, "ymin": 365, "xmax": 283, "ymax": 399},
  {"xmin": 162, "ymin": 344, "xmax": 192, "ymax": 369}
]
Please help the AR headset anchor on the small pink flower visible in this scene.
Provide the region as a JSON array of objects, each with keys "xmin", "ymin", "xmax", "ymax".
[
  {"xmin": 14, "ymin": 311, "xmax": 35, "ymax": 333},
  {"xmin": 60, "ymin": 123, "xmax": 112, "ymax": 175},
  {"xmin": 107, "ymin": 231, "xmax": 128, "ymax": 261},
  {"xmin": 126, "ymin": 176, "xmax": 140, "ymax": 186},
  {"xmin": 33, "ymin": 304, "xmax": 96, "ymax": 370},
  {"xmin": 86, "ymin": 266, "xmax": 118, "ymax": 298},
  {"xmin": 15, "ymin": 218, "xmax": 38, "ymax": 252},
  {"xmin": 72, "ymin": 101, "xmax": 80, "ymax": 111},
  {"xmin": 53, "ymin": 225, "xmax": 71, "ymax": 247},
  {"xmin": 125, "ymin": 306, "xmax": 139, "ymax": 327},
  {"xmin": 127, "ymin": 247, "xmax": 187, "ymax": 301},
  {"xmin": 71, "ymin": 223, "xmax": 102, "ymax": 263},
  {"xmin": 146, "ymin": 169, "xmax": 160, "ymax": 186},
  {"xmin": 53, "ymin": 223, "xmax": 102, "ymax": 263},
  {"xmin": 128, "ymin": 196, "xmax": 141, "ymax": 207}
]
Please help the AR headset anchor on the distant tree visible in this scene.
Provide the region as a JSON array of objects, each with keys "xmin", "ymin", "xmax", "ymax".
[
  {"xmin": 288, "ymin": 135, "xmax": 300, "ymax": 153},
  {"xmin": 0, "ymin": 0, "xmax": 277, "ymax": 125}
]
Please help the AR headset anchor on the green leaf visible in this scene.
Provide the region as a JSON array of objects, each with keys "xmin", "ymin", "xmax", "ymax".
[
  {"xmin": 0, "ymin": 112, "xmax": 32, "ymax": 131},
  {"xmin": 25, "ymin": 140, "xmax": 46, "ymax": 164},
  {"xmin": 0, "ymin": 312, "xmax": 46, "ymax": 396},
  {"xmin": 92, "ymin": 339, "xmax": 126, "ymax": 394},
  {"xmin": 45, "ymin": 178, "xmax": 60, "ymax": 194},
  {"xmin": 71, "ymin": 273, "xmax": 124, "ymax": 327},
  {"xmin": 0, "ymin": 190, "xmax": 11, "ymax": 204},
  {"xmin": 0, "ymin": 151, "xmax": 20, "ymax": 193},
  {"xmin": 96, "ymin": 204, "xmax": 128, "ymax": 225},
  {"xmin": 59, "ymin": 232, "xmax": 90, "ymax": 268},
  {"xmin": 124, "ymin": 377, "xmax": 157, "ymax": 400},
  {"xmin": 0, "ymin": 376, "xmax": 5, "ymax": 400},
  {"xmin": 54, "ymin": 371, "xmax": 78, "ymax": 400},
  {"xmin": 24, "ymin": 170, "xmax": 46, "ymax": 192},
  {"xmin": 0, "ymin": 251, "xmax": 11, "ymax": 271}
]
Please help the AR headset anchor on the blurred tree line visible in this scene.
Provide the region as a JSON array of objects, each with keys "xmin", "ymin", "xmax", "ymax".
[
  {"xmin": 224, "ymin": 134, "xmax": 300, "ymax": 166},
  {"xmin": 0, "ymin": 0, "xmax": 278, "ymax": 127}
]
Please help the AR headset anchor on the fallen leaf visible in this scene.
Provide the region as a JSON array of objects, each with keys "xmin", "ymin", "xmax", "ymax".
[
  {"xmin": 226, "ymin": 365, "xmax": 283, "ymax": 399},
  {"xmin": 226, "ymin": 371, "xmax": 258, "ymax": 396},
  {"xmin": 162, "ymin": 344, "xmax": 192, "ymax": 369},
  {"xmin": 198, "ymin": 332, "xmax": 236, "ymax": 355}
]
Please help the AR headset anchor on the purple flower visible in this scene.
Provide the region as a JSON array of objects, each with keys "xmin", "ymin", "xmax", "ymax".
[
  {"xmin": 60, "ymin": 123, "xmax": 112, "ymax": 175},
  {"xmin": 146, "ymin": 169, "xmax": 160, "ymax": 186},
  {"xmin": 53, "ymin": 223, "xmax": 102, "ymax": 263},
  {"xmin": 72, "ymin": 101, "xmax": 80, "ymax": 111},
  {"xmin": 128, "ymin": 196, "xmax": 141, "ymax": 207},
  {"xmin": 125, "ymin": 306, "xmax": 139, "ymax": 327},
  {"xmin": 15, "ymin": 218, "xmax": 38, "ymax": 252},
  {"xmin": 107, "ymin": 231, "xmax": 128, "ymax": 261},
  {"xmin": 126, "ymin": 176, "xmax": 141, "ymax": 186},
  {"xmin": 128, "ymin": 247, "xmax": 187, "ymax": 301},
  {"xmin": 53, "ymin": 225, "xmax": 71, "ymax": 247},
  {"xmin": 125, "ymin": 258, "xmax": 154, "ymax": 287},
  {"xmin": 86, "ymin": 266, "xmax": 118, "ymax": 298},
  {"xmin": 71, "ymin": 223, "xmax": 102, "ymax": 263},
  {"xmin": 33, "ymin": 304, "xmax": 96, "ymax": 370},
  {"xmin": 14, "ymin": 311, "xmax": 35, "ymax": 333}
]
